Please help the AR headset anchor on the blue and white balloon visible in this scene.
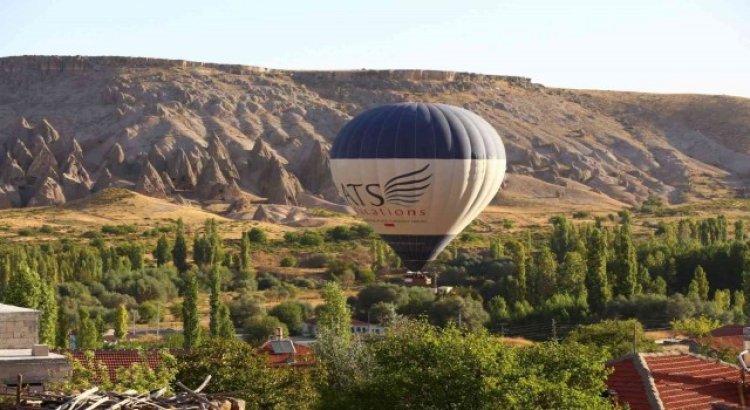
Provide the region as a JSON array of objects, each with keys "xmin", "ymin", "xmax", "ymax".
[{"xmin": 330, "ymin": 103, "xmax": 506, "ymax": 272}]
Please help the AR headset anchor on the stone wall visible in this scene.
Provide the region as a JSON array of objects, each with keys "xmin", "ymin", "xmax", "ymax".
[{"xmin": 0, "ymin": 310, "xmax": 39, "ymax": 349}]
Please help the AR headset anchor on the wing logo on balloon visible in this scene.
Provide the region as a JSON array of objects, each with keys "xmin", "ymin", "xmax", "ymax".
[{"xmin": 383, "ymin": 164, "xmax": 432, "ymax": 207}]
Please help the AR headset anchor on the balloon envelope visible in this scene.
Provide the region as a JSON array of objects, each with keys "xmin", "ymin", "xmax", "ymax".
[{"xmin": 330, "ymin": 103, "xmax": 506, "ymax": 272}]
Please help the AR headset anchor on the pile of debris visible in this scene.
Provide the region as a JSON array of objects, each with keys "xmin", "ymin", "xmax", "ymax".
[{"xmin": 6, "ymin": 377, "xmax": 244, "ymax": 410}]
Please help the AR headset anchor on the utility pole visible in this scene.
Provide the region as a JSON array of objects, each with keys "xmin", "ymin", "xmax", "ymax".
[
  {"xmin": 156, "ymin": 304, "xmax": 161, "ymax": 337},
  {"xmin": 552, "ymin": 319, "xmax": 557, "ymax": 342}
]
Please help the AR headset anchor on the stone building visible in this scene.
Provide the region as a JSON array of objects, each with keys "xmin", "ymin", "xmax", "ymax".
[{"xmin": 0, "ymin": 303, "xmax": 70, "ymax": 390}]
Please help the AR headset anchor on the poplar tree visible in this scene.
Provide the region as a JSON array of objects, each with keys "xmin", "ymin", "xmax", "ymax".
[
  {"xmin": 560, "ymin": 251, "xmax": 587, "ymax": 301},
  {"xmin": 3, "ymin": 263, "xmax": 41, "ymax": 308},
  {"xmin": 209, "ymin": 265, "xmax": 221, "ymax": 337},
  {"xmin": 736, "ymin": 220, "xmax": 746, "ymax": 242},
  {"xmin": 505, "ymin": 239, "xmax": 527, "ymax": 303},
  {"xmin": 173, "ymin": 218, "xmax": 189, "ymax": 273},
  {"xmin": 613, "ymin": 223, "xmax": 637, "ymax": 298},
  {"xmin": 239, "ymin": 234, "xmax": 252, "ymax": 272},
  {"xmin": 318, "ymin": 282, "xmax": 352, "ymax": 344},
  {"xmin": 214, "ymin": 304, "xmax": 235, "ymax": 338},
  {"xmin": 37, "ymin": 282, "xmax": 57, "ymax": 345},
  {"xmin": 586, "ymin": 227, "xmax": 611, "ymax": 313},
  {"xmin": 56, "ymin": 308, "xmax": 70, "ymax": 348},
  {"xmin": 182, "ymin": 271, "xmax": 201, "ymax": 349},
  {"xmin": 688, "ymin": 265, "xmax": 710, "ymax": 301},
  {"xmin": 154, "ymin": 235, "xmax": 171, "ymax": 267},
  {"xmin": 114, "ymin": 304, "xmax": 128, "ymax": 341},
  {"xmin": 77, "ymin": 309, "xmax": 102, "ymax": 349},
  {"xmin": 533, "ymin": 246, "xmax": 558, "ymax": 305}
]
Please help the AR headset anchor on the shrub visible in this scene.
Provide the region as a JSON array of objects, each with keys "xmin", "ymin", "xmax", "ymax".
[
  {"xmin": 101, "ymin": 224, "xmax": 138, "ymax": 235},
  {"xmin": 247, "ymin": 227, "xmax": 268, "ymax": 244},
  {"xmin": 280, "ymin": 256, "xmax": 297, "ymax": 267}
]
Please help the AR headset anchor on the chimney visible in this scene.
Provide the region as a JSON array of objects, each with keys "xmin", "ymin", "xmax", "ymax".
[{"xmin": 275, "ymin": 327, "xmax": 283, "ymax": 340}]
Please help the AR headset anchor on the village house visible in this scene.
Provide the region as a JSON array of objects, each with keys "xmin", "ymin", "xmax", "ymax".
[
  {"xmin": 302, "ymin": 318, "xmax": 386, "ymax": 338},
  {"xmin": 0, "ymin": 303, "xmax": 70, "ymax": 392}
]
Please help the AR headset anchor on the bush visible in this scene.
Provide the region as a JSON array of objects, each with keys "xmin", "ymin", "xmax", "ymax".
[
  {"xmin": 572, "ymin": 211, "xmax": 591, "ymax": 219},
  {"xmin": 299, "ymin": 253, "xmax": 329, "ymax": 268},
  {"xmin": 247, "ymin": 227, "xmax": 267, "ymax": 244},
  {"xmin": 17, "ymin": 228, "xmax": 35, "ymax": 237},
  {"xmin": 257, "ymin": 273, "xmax": 282, "ymax": 291},
  {"xmin": 280, "ymin": 256, "xmax": 297, "ymax": 267},
  {"xmin": 101, "ymin": 224, "xmax": 138, "ymax": 235},
  {"xmin": 243, "ymin": 314, "xmax": 288, "ymax": 345},
  {"xmin": 137, "ymin": 301, "xmax": 164, "ymax": 324}
]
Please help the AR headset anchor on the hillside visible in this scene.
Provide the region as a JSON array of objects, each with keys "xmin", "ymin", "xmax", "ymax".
[{"xmin": 1, "ymin": 55, "xmax": 749, "ymax": 217}]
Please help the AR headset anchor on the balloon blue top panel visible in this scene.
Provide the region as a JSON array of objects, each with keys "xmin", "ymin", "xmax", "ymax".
[{"xmin": 331, "ymin": 103, "xmax": 505, "ymax": 160}]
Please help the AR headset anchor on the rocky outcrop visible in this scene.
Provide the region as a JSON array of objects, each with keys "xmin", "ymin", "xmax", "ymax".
[
  {"xmin": 168, "ymin": 148, "xmax": 198, "ymax": 189},
  {"xmin": 92, "ymin": 168, "xmax": 115, "ymax": 192},
  {"xmin": 27, "ymin": 177, "xmax": 65, "ymax": 207},
  {"xmin": 0, "ymin": 184, "xmax": 21, "ymax": 208},
  {"xmin": 208, "ymin": 133, "xmax": 239, "ymax": 180},
  {"xmin": 196, "ymin": 158, "xmax": 230, "ymax": 200},
  {"xmin": 0, "ymin": 153, "xmax": 25, "ymax": 185},
  {"xmin": 135, "ymin": 161, "xmax": 167, "ymax": 198},
  {"xmin": 293, "ymin": 139, "xmax": 336, "ymax": 199}
]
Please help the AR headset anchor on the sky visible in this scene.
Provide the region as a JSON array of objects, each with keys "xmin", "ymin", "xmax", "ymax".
[{"xmin": 1, "ymin": 0, "xmax": 749, "ymax": 97}]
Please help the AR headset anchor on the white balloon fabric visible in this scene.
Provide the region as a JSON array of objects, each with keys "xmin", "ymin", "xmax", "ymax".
[{"xmin": 330, "ymin": 103, "xmax": 506, "ymax": 272}]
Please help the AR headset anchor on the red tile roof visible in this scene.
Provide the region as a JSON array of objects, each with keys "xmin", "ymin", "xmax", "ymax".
[
  {"xmin": 607, "ymin": 356, "xmax": 652, "ymax": 410},
  {"xmin": 257, "ymin": 340, "xmax": 315, "ymax": 367},
  {"xmin": 692, "ymin": 324, "xmax": 747, "ymax": 356},
  {"xmin": 67, "ymin": 350, "xmax": 170, "ymax": 383},
  {"xmin": 607, "ymin": 352, "xmax": 750, "ymax": 410}
]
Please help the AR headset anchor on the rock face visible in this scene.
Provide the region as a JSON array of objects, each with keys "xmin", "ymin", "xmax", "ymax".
[
  {"xmin": 27, "ymin": 177, "xmax": 65, "ymax": 207},
  {"xmin": 135, "ymin": 161, "xmax": 167, "ymax": 198},
  {"xmin": 1, "ymin": 55, "xmax": 750, "ymax": 210}
]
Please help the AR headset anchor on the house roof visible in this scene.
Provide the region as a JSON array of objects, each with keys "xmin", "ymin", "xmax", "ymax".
[
  {"xmin": 693, "ymin": 324, "xmax": 747, "ymax": 355},
  {"xmin": 0, "ymin": 303, "xmax": 38, "ymax": 314},
  {"xmin": 257, "ymin": 339, "xmax": 314, "ymax": 367},
  {"xmin": 67, "ymin": 350, "xmax": 170, "ymax": 383},
  {"xmin": 607, "ymin": 351, "xmax": 750, "ymax": 410}
]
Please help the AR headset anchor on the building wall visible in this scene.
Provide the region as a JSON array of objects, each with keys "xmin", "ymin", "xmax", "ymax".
[{"xmin": 0, "ymin": 310, "xmax": 39, "ymax": 349}]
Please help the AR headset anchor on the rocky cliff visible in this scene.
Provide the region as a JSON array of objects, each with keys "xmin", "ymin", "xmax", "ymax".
[{"xmin": 1, "ymin": 55, "xmax": 749, "ymax": 211}]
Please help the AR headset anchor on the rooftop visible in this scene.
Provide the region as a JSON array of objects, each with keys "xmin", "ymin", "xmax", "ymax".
[
  {"xmin": 257, "ymin": 339, "xmax": 315, "ymax": 367},
  {"xmin": 0, "ymin": 303, "xmax": 38, "ymax": 313},
  {"xmin": 0, "ymin": 349, "xmax": 67, "ymax": 362},
  {"xmin": 607, "ymin": 351, "xmax": 749, "ymax": 409}
]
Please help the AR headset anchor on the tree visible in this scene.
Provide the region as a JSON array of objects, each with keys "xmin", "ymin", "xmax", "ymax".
[
  {"xmin": 688, "ymin": 265, "xmax": 710, "ymax": 301},
  {"xmin": 239, "ymin": 233, "xmax": 253, "ymax": 272},
  {"xmin": 428, "ymin": 296, "xmax": 489, "ymax": 331},
  {"xmin": 37, "ymin": 282, "xmax": 57, "ymax": 345},
  {"xmin": 114, "ymin": 304, "xmax": 128, "ymax": 341},
  {"xmin": 209, "ymin": 265, "xmax": 222, "ymax": 337},
  {"xmin": 505, "ymin": 239, "xmax": 528, "ymax": 303},
  {"xmin": 549, "ymin": 215, "xmax": 572, "ymax": 263},
  {"xmin": 333, "ymin": 321, "xmax": 613, "ymax": 409},
  {"xmin": 613, "ymin": 223, "xmax": 637, "ymax": 298},
  {"xmin": 172, "ymin": 218, "xmax": 189, "ymax": 273},
  {"xmin": 77, "ymin": 309, "xmax": 102, "ymax": 350},
  {"xmin": 153, "ymin": 235, "xmax": 171, "ymax": 267},
  {"xmin": 560, "ymin": 251, "xmax": 587, "ymax": 301},
  {"xmin": 714, "ymin": 289, "xmax": 731, "ymax": 312},
  {"xmin": 3, "ymin": 262, "xmax": 41, "ymax": 308},
  {"xmin": 566, "ymin": 319, "xmax": 658, "ymax": 359},
  {"xmin": 532, "ymin": 246, "xmax": 558, "ymax": 304},
  {"xmin": 369, "ymin": 302, "xmax": 397, "ymax": 325},
  {"xmin": 214, "ymin": 304, "xmax": 235, "ymax": 338},
  {"xmin": 671, "ymin": 316, "xmax": 720, "ymax": 338},
  {"xmin": 586, "ymin": 227, "xmax": 611, "ymax": 313},
  {"xmin": 243, "ymin": 314, "xmax": 287, "ymax": 345},
  {"xmin": 56, "ymin": 308, "xmax": 70, "ymax": 348},
  {"xmin": 269, "ymin": 301, "xmax": 307, "ymax": 336},
  {"xmin": 736, "ymin": 220, "xmax": 746, "ymax": 242},
  {"xmin": 182, "ymin": 271, "xmax": 201, "ymax": 349},
  {"xmin": 247, "ymin": 227, "xmax": 268, "ymax": 244},
  {"xmin": 317, "ymin": 282, "xmax": 352, "ymax": 343},
  {"xmin": 176, "ymin": 338, "xmax": 315, "ymax": 409}
]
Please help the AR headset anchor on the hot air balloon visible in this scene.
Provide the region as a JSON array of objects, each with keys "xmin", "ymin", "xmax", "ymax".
[{"xmin": 330, "ymin": 103, "xmax": 506, "ymax": 273}]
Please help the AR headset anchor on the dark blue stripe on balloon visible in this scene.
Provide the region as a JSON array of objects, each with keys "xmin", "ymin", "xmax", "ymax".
[
  {"xmin": 331, "ymin": 103, "xmax": 504, "ymax": 160},
  {"xmin": 380, "ymin": 234, "xmax": 456, "ymax": 272}
]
